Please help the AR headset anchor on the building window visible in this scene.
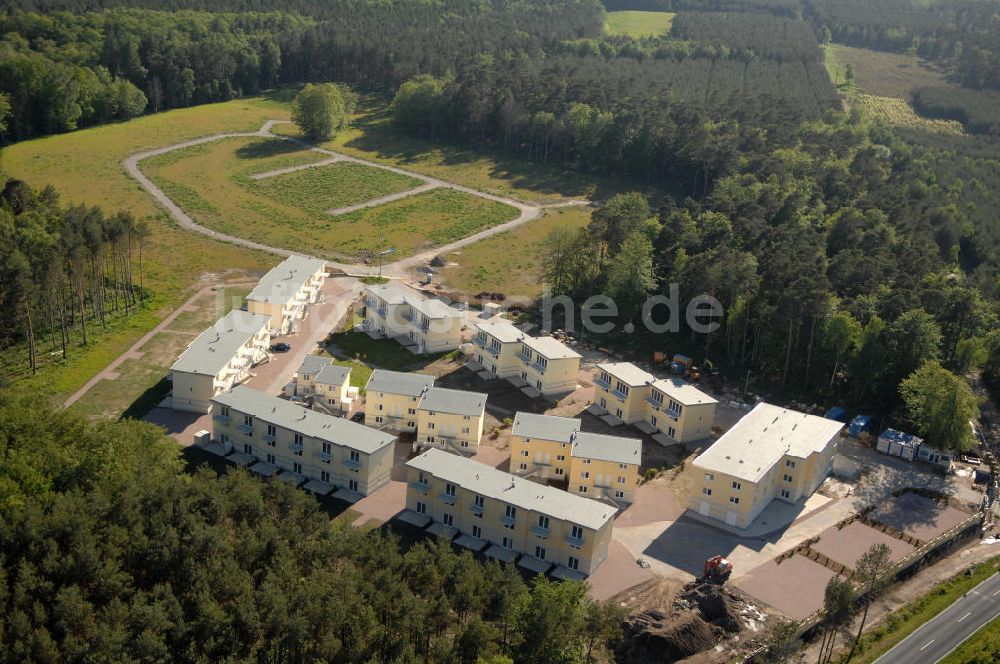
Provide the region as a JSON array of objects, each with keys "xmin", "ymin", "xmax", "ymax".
[
  {"xmin": 375, "ymin": 416, "xmax": 384, "ymax": 424},
  {"xmin": 785, "ymin": 460, "xmax": 796, "ymax": 469},
  {"xmin": 293, "ymin": 462, "xmax": 302, "ymax": 474},
  {"xmin": 571, "ymin": 525, "xmax": 583, "ymax": 541},
  {"xmin": 221, "ymin": 406, "xmax": 230, "ymax": 417},
  {"xmin": 350, "ymin": 450, "xmax": 360, "ymax": 463},
  {"xmin": 472, "ymin": 524, "xmax": 482, "ymax": 538},
  {"xmin": 703, "ymin": 487, "xmax": 712, "ymax": 496},
  {"xmin": 557, "ymin": 454, "xmax": 566, "ymax": 461},
  {"xmin": 619, "ymin": 463, "xmax": 628, "ymax": 469},
  {"xmin": 474, "ymin": 495, "xmax": 484, "ymax": 517},
  {"xmin": 731, "ymin": 480, "xmax": 741, "ymax": 490},
  {"xmin": 462, "ymin": 427, "xmax": 470, "ymax": 434},
  {"xmin": 322, "ymin": 442, "xmax": 331, "ymax": 463},
  {"xmin": 583, "ymin": 459, "xmax": 592, "ymax": 465},
  {"xmin": 504, "ymin": 505, "xmax": 516, "ymax": 528},
  {"xmin": 348, "ymin": 479, "xmax": 358, "ymax": 492},
  {"xmin": 428, "ymin": 411, "xmax": 436, "ymax": 417},
  {"xmin": 244, "ymin": 414, "xmax": 253, "ymax": 427},
  {"xmin": 704, "ymin": 473, "xmax": 714, "ymax": 481},
  {"xmin": 406, "ymin": 420, "xmax": 415, "ymax": 428},
  {"xmin": 615, "ymin": 490, "xmax": 625, "ymax": 498},
  {"xmin": 293, "ymin": 433, "xmax": 303, "ymax": 456},
  {"xmin": 416, "ymin": 501, "xmax": 426, "ymax": 514},
  {"xmin": 729, "ymin": 496, "xmax": 740, "ymax": 505},
  {"xmin": 783, "ymin": 474, "xmax": 793, "ymax": 483},
  {"xmin": 377, "ymin": 403, "xmax": 383, "ymax": 411},
  {"xmin": 408, "ymin": 408, "xmax": 416, "ymax": 415},
  {"xmin": 428, "ymin": 422, "xmax": 435, "ymax": 430},
  {"xmin": 535, "ymin": 546, "xmax": 546, "ymax": 560},
  {"xmin": 521, "ymin": 450, "xmax": 529, "ymax": 457},
  {"xmin": 568, "ymin": 556, "xmax": 579, "ymax": 571},
  {"xmin": 267, "ymin": 423, "xmax": 277, "ymax": 437},
  {"xmin": 581, "ymin": 471, "xmax": 590, "ymax": 479},
  {"xmin": 463, "ymin": 415, "xmax": 471, "ymax": 420},
  {"xmin": 443, "ymin": 513, "xmax": 454, "ymax": 527},
  {"xmin": 578, "ymin": 485, "xmax": 588, "ymax": 493},
  {"xmin": 519, "ymin": 463, "xmax": 527, "ymax": 471},
  {"xmin": 243, "ymin": 443, "xmax": 252, "ymax": 455},
  {"xmin": 780, "ymin": 489, "xmax": 790, "ymax": 499},
  {"xmin": 502, "ymin": 536, "xmax": 513, "ymax": 549},
  {"xmin": 668, "ymin": 426, "xmax": 676, "ymax": 438},
  {"xmin": 266, "ymin": 453, "xmax": 275, "ymax": 465},
  {"xmin": 445, "ymin": 483, "xmax": 456, "ymax": 498},
  {"xmin": 321, "ymin": 471, "xmax": 330, "ymax": 483},
  {"xmin": 618, "ymin": 476, "xmax": 626, "ymax": 484},
  {"xmin": 537, "ymin": 515, "xmax": 549, "ymax": 530},
  {"xmin": 555, "ymin": 468, "xmax": 564, "ymax": 476}
]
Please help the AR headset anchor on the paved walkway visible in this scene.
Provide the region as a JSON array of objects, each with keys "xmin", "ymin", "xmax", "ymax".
[{"xmin": 123, "ymin": 119, "xmax": 589, "ymax": 280}]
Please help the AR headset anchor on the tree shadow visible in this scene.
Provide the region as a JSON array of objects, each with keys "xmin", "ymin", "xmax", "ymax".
[
  {"xmin": 120, "ymin": 377, "xmax": 172, "ymax": 421},
  {"xmin": 234, "ymin": 138, "xmax": 308, "ymax": 161}
]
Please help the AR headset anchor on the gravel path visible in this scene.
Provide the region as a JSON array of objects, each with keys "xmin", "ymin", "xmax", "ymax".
[
  {"xmin": 249, "ymin": 156, "xmax": 342, "ymax": 180},
  {"xmin": 327, "ymin": 181, "xmax": 439, "ymax": 216},
  {"xmin": 123, "ymin": 119, "xmax": 588, "ymax": 277}
]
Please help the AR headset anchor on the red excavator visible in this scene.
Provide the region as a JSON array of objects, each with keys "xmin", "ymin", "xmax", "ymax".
[{"xmin": 702, "ymin": 555, "xmax": 733, "ymax": 582}]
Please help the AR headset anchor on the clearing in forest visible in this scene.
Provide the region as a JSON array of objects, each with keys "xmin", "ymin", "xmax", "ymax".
[
  {"xmin": 823, "ymin": 44, "xmax": 948, "ymax": 99},
  {"xmin": 605, "ymin": 10, "xmax": 675, "ymax": 38}
]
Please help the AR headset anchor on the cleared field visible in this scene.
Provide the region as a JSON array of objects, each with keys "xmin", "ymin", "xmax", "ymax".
[
  {"xmin": 245, "ymin": 161, "xmax": 422, "ymax": 215},
  {"xmin": 605, "ymin": 10, "xmax": 675, "ymax": 37},
  {"xmin": 439, "ymin": 206, "xmax": 592, "ymax": 298},
  {"xmin": 824, "ymin": 44, "xmax": 948, "ymax": 99},
  {"xmin": 853, "ymin": 94, "xmax": 965, "ymax": 135},
  {"xmin": 144, "ymin": 136, "xmax": 509, "ymax": 259}
]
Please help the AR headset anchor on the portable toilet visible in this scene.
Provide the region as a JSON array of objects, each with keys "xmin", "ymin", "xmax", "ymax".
[
  {"xmin": 848, "ymin": 415, "xmax": 872, "ymax": 437},
  {"xmin": 825, "ymin": 407, "xmax": 848, "ymax": 422},
  {"xmin": 877, "ymin": 428, "xmax": 922, "ymax": 461}
]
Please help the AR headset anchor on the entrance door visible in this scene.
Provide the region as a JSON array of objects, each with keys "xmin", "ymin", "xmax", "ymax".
[
  {"xmin": 725, "ymin": 511, "xmax": 737, "ymax": 526},
  {"xmin": 699, "ymin": 501, "xmax": 710, "ymax": 516}
]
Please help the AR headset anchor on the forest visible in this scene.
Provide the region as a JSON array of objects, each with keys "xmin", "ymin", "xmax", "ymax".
[{"xmin": 0, "ymin": 391, "xmax": 625, "ymax": 663}]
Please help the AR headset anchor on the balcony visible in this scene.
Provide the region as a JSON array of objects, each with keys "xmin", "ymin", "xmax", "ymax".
[
  {"xmin": 409, "ymin": 480, "xmax": 430, "ymax": 494},
  {"xmin": 239, "ymin": 424, "xmax": 253, "ymax": 436},
  {"xmin": 594, "ymin": 376, "xmax": 611, "ymax": 390},
  {"xmin": 531, "ymin": 361, "xmax": 547, "ymax": 374},
  {"xmin": 486, "ymin": 345, "xmax": 501, "ymax": 358},
  {"xmin": 501, "ymin": 515, "xmax": 516, "ymax": 528},
  {"xmin": 474, "ymin": 336, "xmax": 487, "ymax": 349},
  {"xmin": 344, "ymin": 458, "xmax": 361, "ymax": 471},
  {"xmin": 644, "ymin": 396, "xmax": 662, "ymax": 410},
  {"xmin": 289, "ymin": 441, "xmax": 303, "ymax": 453},
  {"xmin": 318, "ymin": 451, "xmax": 331, "ymax": 463},
  {"xmin": 531, "ymin": 525, "xmax": 550, "ymax": 538},
  {"xmin": 565, "ymin": 534, "xmax": 584, "ymax": 547},
  {"xmin": 611, "ymin": 388, "xmax": 628, "ymax": 401},
  {"xmin": 420, "ymin": 320, "xmax": 430, "ymax": 332},
  {"xmin": 440, "ymin": 492, "xmax": 456, "ymax": 505},
  {"xmin": 402, "ymin": 310, "xmax": 416, "ymax": 323},
  {"xmin": 262, "ymin": 433, "xmax": 276, "ymax": 444},
  {"xmin": 664, "ymin": 409, "xmax": 681, "ymax": 420},
  {"xmin": 213, "ymin": 414, "xmax": 230, "ymax": 424},
  {"xmin": 471, "ymin": 503, "xmax": 484, "ymax": 516},
  {"xmin": 518, "ymin": 351, "xmax": 532, "ymax": 364}
]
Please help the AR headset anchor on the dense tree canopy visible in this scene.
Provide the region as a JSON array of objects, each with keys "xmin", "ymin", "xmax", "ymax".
[{"xmin": 291, "ymin": 82, "xmax": 354, "ymax": 141}]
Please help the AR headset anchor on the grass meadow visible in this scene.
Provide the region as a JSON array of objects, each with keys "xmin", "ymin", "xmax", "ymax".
[{"xmin": 604, "ymin": 10, "xmax": 675, "ymax": 38}]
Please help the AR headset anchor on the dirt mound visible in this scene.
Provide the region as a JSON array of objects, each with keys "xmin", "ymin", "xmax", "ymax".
[
  {"xmin": 676, "ymin": 582, "xmax": 743, "ymax": 633},
  {"xmin": 616, "ymin": 610, "xmax": 718, "ymax": 664}
]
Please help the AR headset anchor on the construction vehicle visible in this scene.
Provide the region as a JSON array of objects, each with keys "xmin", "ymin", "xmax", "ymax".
[
  {"xmin": 668, "ymin": 354, "xmax": 693, "ymax": 375},
  {"xmin": 702, "ymin": 555, "xmax": 733, "ymax": 582}
]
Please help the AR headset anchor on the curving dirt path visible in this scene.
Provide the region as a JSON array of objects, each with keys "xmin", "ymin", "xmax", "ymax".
[
  {"xmin": 249, "ymin": 156, "xmax": 342, "ymax": 180},
  {"xmin": 123, "ymin": 119, "xmax": 589, "ymax": 277}
]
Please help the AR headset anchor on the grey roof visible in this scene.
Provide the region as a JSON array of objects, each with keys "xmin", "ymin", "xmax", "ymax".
[
  {"xmin": 572, "ymin": 432, "xmax": 642, "ymax": 466},
  {"xmin": 598, "ymin": 362, "xmax": 655, "ymax": 387},
  {"xmin": 408, "ymin": 448, "xmax": 614, "ymax": 531},
  {"xmin": 693, "ymin": 402, "xmax": 843, "ymax": 483},
  {"xmin": 522, "ymin": 335, "xmax": 581, "ymax": 360},
  {"xmin": 171, "ymin": 310, "xmax": 271, "ymax": 376},
  {"xmin": 213, "ymin": 386, "xmax": 395, "ymax": 454},
  {"xmin": 296, "ymin": 354, "xmax": 332, "ymax": 376},
  {"xmin": 365, "ymin": 369, "xmax": 435, "ymax": 397},
  {"xmin": 476, "ymin": 319, "xmax": 526, "ymax": 344},
  {"xmin": 650, "ymin": 377, "xmax": 718, "ymax": 406},
  {"xmin": 366, "ymin": 282, "xmax": 409, "ymax": 305},
  {"xmin": 247, "ymin": 255, "xmax": 326, "ymax": 305},
  {"xmin": 511, "ymin": 412, "xmax": 579, "ymax": 443},
  {"xmin": 315, "ymin": 364, "xmax": 351, "ymax": 386},
  {"xmin": 418, "ymin": 386, "xmax": 486, "ymax": 417},
  {"xmin": 366, "ymin": 283, "xmax": 463, "ymax": 319}
]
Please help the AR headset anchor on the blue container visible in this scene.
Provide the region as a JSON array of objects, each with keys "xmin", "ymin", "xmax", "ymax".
[
  {"xmin": 848, "ymin": 415, "xmax": 872, "ymax": 437},
  {"xmin": 825, "ymin": 407, "xmax": 847, "ymax": 422}
]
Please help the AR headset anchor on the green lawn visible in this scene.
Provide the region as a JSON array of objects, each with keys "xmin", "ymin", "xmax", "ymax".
[
  {"xmin": 605, "ymin": 10, "xmax": 675, "ymax": 38},
  {"xmin": 842, "ymin": 559, "xmax": 1000, "ymax": 663}
]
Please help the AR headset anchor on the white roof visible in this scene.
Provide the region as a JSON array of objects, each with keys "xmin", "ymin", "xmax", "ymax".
[
  {"xmin": 365, "ymin": 369, "xmax": 434, "ymax": 397},
  {"xmin": 366, "ymin": 282, "xmax": 409, "ymax": 305},
  {"xmin": 693, "ymin": 402, "xmax": 843, "ymax": 483},
  {"xmin": 213, "ymin": 386, "xmax": 395, "ymax": 455},
  {"xmin": 366, "ymin": 283, "xmax": 463, "ymax": 319},
  {"xmin": 296, "ymin": 354, "xmax": 332, "ymax": 376},
  {"xmin": 572, "ymin": 432, "xmax": 642, "ymax": 466},
  {"xmin": 650, "ymin": 377, "xmax": 717, "ymax": 406},
  {"xmin": 247, "ymin": 255, "xmax": 325, "ymax": 305},
  {"xmin": 418, "ymin": 387, "xmax": 487, "ymax": 417},
  {"xmin": 511, "ymin": 412, "xmax": 580, "ymax": 443},
  {"xmin": 171, "ymin": 310, "xmax": 270, "ymax": 376},
  {"xmin": 597, "ymin": 362, "xmax": 655, "ymax": 387},
  {"xmin": 522, "ymin": 335, "xmax": 581, "ymax": 360},
  {"xmin": 476, "ymin": 319, "xmax": 526, "ymax": 344},
  {"xmin": 408, "ymin": 449, "xmax": 614, "ymax": 531}
]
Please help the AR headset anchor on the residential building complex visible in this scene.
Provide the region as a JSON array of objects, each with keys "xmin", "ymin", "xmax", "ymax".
[
  {"xmin": 170, "ymin": 310, "xmax": 271, "ymax": 413},
  {"xmin": 509, "ymin": 412, "xmax": 642, "ymax": 503},
  {"xmin": 691, "ymin": 403, "xmax": 843, "ymax": 529},
  {"xmin": 416, "ymin": 386, "xmax": 487, "ymax": 455},
  {"xmin": 405, "ymin": 448, "xmax": 615, "ymax": 576},
  {"xmin": 594, "ymin": 361, "xmax": 717, "ymax": 443},
  {"xmin": 287, "ymin": 355, "xmax": 354, "ymax": 414},
  {"xmin": 246, "ymin": 255, "xmax": 327, "ymax": 335},
  {"xmin": 473, "ymin": 319, "xmax": 525, "ymax": 377},
  {"xmin": 362, "ymin": 283, "xmax": 464, "ymax": 353},
  {"xmin": 364, "ymin": 369, "xmax": 435, "ymax": 433},
  {"xmin": 517, "ymin": 335, "xmax": 581, "ymax": 396},
  {"xmin": 211, "ymin": 386, "xmax": 396, "ymax": 496}
]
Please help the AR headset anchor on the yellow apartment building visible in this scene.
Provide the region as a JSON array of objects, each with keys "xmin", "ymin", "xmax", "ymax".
[
  {"xmin": 363, "ymin": 283, "xmax": 464, "ymax": 353},
  {"xmin": 246, "ymin": 255, "xmax": 327, "ymax": 335},
  {"xmin": 473, "ymin": 319, "xmax": 526, "ymax": 377},
  {"xmin": 211, "ymin": 385, "xmax": 396, "ymax": 497},
  {"xmin": 405, "ymin": 448, "xmax": 615, "ymax": 577},
  {"xmin": 646, "ymin": 377, "xmax": 717, "ymax": 444},
  {"xmin": 288, "ymin": 354, "xmax": 331, "ymax": 397},
  {"xmin": 170, "ymin": 310, "xmax": 271, "ymax": 413},
  {"xmin": 416, "ymin": 386, "xmax": 488, "ymax": 455},
  {"xmin": 594, "ymin": 362, "xmax": 656, "ymax": 423},
  {"xmin": 691, "ymin": 402, "xmax": 843, "ymax": 529},
  {"xmin": 516, "ymin": 335, "xmax": 581, "ymax": 396},
  {"xmin": 313, "ymin": 364, "xmax": 353, "ymax": 415},
  {"xmin": 508, "ymin": 412, "xmax": 642, "ymax": 504},
  {"xmin": 364, "ymin": 369, "xmax": 435, "ymax": 433}
]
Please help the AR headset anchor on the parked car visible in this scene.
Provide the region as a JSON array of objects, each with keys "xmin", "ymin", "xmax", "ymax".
[
  {"xmin": 270, "ymin": 342, "xmax": 291, "ymax": 353},
  {"xmin": 351, "ymin": 412, "xmax": 365, "ymax": 424}
]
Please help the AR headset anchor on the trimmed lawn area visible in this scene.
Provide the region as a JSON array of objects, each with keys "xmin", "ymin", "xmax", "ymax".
[
  {"xmin": 440, "ymin": 205, "xmax": 592, "ymax": 298},
  {"xmin": 144, "ymin": 137, "xmax": 517, "ymax": 260},
  {"xmin": 605, "ymin": 10, "xmax": 675, "ymax": 37},
  {"xmin": 331, "ymin": 328, "xmax": 435, "ymax": 371},
  {"xmin": 842, "ymin": 557, "xmax": 1000, "ymax": 663}
]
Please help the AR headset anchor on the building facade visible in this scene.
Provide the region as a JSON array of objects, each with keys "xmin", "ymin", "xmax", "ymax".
[
  {"xmin": 473, "ymin": 319, "xmax": 525, "ymax": 377},
  {"xmin": 170, "ymin": 310, "xmax": 271, "ymax": 413},
  {"xmin": 594, "ymin": 362, "xmax": 656, "ymax": 423},
  {"xmin": 362, "ymin": 283, "xmax": 464, "ymax": 353},
  {"xmin": 416, "ymin": 386, "xmax": 487, "ymax": 455},
  {"xmin": 691, "ymin": 403, "xmax": 843, "ymax": 529},
  {"xmin": 364, "ymin": 369, "xmax": 435, "ymax": 433},
  {"xmin": 211, "ymin": 386, "xmax": 396, "ymax": 496},
  {"xmin": 516, "ymin": 336, "xmax": 581, "ymax": 395},
  {"xmin": 405, "ymin": 449, "xmax": 615, "ymax": 576},
  {"xmin": 246, "ymin": 255, "xmax": 327, "ymax": 335}
]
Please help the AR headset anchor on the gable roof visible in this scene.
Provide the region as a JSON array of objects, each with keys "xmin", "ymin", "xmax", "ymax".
[
  {"xmin": 171, "ymin": 310, "xmax": 271, "ymax": 376},
  {"xmin": 511, "ymin": 412, "xmax": 580, "ymax": 443},
  {"xmin": 247, "ymin": 255, "xmax": 325, "ymax": 305},
  {"xmin": 418, "ymin": 386, "xmax": 487, "ymax": 417},
  {"xmin": 693, "ymin": 402, "xmax": 843, "ymax": 483},
  {"xmin": 597, "ymin": 362, "xmax": 655, "ymax": 387},
  {"xmin": 212, "ymin": 386, "xmax": 395, "ymax": 454},
  {"xmin": 296, "ymin": 354, "xmax": 332, "ymax": 377},
  {"xmin": 572, "ymin": 432, "xmax": 642, "ymax": 466},
  {"xmin": 365, "ymin": 369, "xmax": 435, "ymax": 397},
  {"xmin": 407, "ymin": 449, "xmax": 614, "ymax": 531}
]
